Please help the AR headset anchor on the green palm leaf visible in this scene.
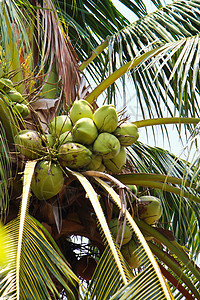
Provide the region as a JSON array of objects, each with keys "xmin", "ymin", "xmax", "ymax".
[
  {"xmin": 0, "ymin": 0, "xmax": 31, "ymax": 91},
  {"xmin": 0, "ymin": 161, "xmax": 78, "ymax": 299},
  {"xmin": 84, "ymin": 246, "xmax": 133, "ymax": 299},
  {"xmin": 67, "ymin": 169, "xmax": 128, "ymax": 285},
  {"xmin": 0, "ymin": 124, "xmax": 11, "ymax": 222},
  {"xmin": 91, "ymin": 176, "xmax": 173, "ymax": 299},
  {"xmin": 126, "ymin": 142, "xmax": 200, "ymax": 255}
]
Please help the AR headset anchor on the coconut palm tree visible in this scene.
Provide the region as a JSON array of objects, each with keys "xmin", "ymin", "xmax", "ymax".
[{"xmin": 0, "ymin": 0, "xmax": 200, "ymax": 299}]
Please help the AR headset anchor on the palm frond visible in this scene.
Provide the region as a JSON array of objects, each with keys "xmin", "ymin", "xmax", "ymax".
[
  {"xmin": 0, "ymin": 161, "xmax": 78, "ymax": 299},
  {"xmin": 78, "ymin": 0, "xmax": 200, "ymax": 124},
  {"xmin": 91, "ymin": 176, "xmax": 174, "ymax": 300},
  {"xmin": 1, "ymin": 214, "xmax": 78, "ymax": 299},
  {"xmin": 125, "ymin": 142, "xmax": 200, "ymax": 255},
  {"xmin": 84, "ymin": 246, "xmax": 133, "ymax": 300},
  {"xmin": 0, "ymin": 124, "xmax": 11, "ymax": 222},
  {"xmin": 67, "ymin": 169, "xmax": 128, "ymax": 285},
  {"xmin": 0, "ymin": 0, "xmax": 32, "ymax": 91},
  {"xmin": 40, "ymin": 0, "xmax": 81, "ymax": 106},
  {"xmin": 149, "ymin": 242, "xmax": 200, "ymax": 299}
]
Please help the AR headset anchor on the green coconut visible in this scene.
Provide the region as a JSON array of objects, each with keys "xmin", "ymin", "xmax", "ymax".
[
  {"xmin": 93, "ymin": 133, "xmax": 120, "ymax": 159},
  {"xmin": 31, "ymin": 160, "xmax": 64, "ymax": 200},
  {"xmin": 114, "ymin": 123, "xmax": 139, "ymax": 146},
  {"xmin": 121, "ymin": 239, "xmax": 141, "ymax": 269},
  {"xmin": 15, "ymin": 130, "xmax": 42, "ymax": 159},
  {"xmin": 95, "ymin": 163, "xmax": 106, "ymax": 172},
  {"xmin": 127, "ymin": 185, "xmax": 138, "ymax": 196},
  {"xmin": 13, "ymin": 103, "xmax": 30, "ymax": 118},
  {"xmin": 42, "ymin": 134, "xmax": 55, "ymax": 148},
  {"xmin": 72, "ymin": 118, "xmax": 98, "ymax": 145},
  {"xmin": 58, "ymin": 142, "xmax": 92, "ymax": 169},
  {"xmin": 0, "ymin": 78, "xmax": 14, "ymax": 90},
  {"xmin": 137, "ymin": 195, "xmax": 163, "ymax": 225},
  {"xmin": 85, "ymin": 154, "xmax": 102, "ymax": 171},
  {"xmin": 109, "ymin": 218, "xmax": 132, "ymax": 246},
  {"xmin": 70, "ymin": 99, "xmax": 93, "ymax": 124},
  {"xmin": 58, "ymin": 131, "xmax": 73, "ymax": 145},
  {"xmin": 93, "ymin": 105, "xmax": 118, "ymax": 133},
  {"xmin": 103, "ymin": 147, "xmax": 126, "ymax": 173},
  {"xmin": 7, "ymin": 89, "xmax": 26, "ymax": 104},
  {"xmin": 49, "ymin": 115, "xmax": 72, "ymax": 136}
]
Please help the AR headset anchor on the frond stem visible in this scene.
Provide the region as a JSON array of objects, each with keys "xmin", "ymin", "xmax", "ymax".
[
  {"xmin": 133, "ymin": 117, "xmax": 200, "ymax": 128},
  {"xmin": 85, "ymin": 48, "xmax": 159, "ymax": 104},
  {"xmin": 80, "ymin": 39, "xmax": 109, "ymax": 71}
]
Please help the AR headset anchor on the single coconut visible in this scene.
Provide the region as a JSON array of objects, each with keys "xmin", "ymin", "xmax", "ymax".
[
  {"xmin": 58, "ymin": 142, "xmax": 92, "ymax": 169},
  {"xmin": 95, "ymin": 163, "xmax": 106, "ymax": 172},
  {"xmin": 109, "ymin": 218, "xmax": 132, "ymax": 246},
  {"xmin": 127, "ymin": 185, "xmax": 138, "ymax": 196},
  {"xmin": 70, "ymin": 99, "xmax": 93, "ymax": 124},
  {"xmin": 7, "ymin": 89, "xmax": 26, "ymax": 104},
  {"xmin": 85, "ymin": 154, "xmax": 102, "ymax": 171},
  {"xmin": 49, "ymin": 115, "xmax": 72, "ymax": 136},
  {"xmin": 93, "ymin": 105, "xmax": 118, "ymax": 133},
  {"xmin": 31, "ymin": 160, "xmax": 64, "ymax": 200},
  {"xmin": 0, "ymin": 78, "xmax": 14, "ymax": 90},
  {"xmin": 121, "ymin": 239, "xmax": 141, "ymax": 269},
  {"xmin": 93, "ymin": 133, "xmax": 120, "ymax": 159},
  {"xmin": 114, "ymin": 123, "xmax": 139, "ymax": 146},
  {"xmin": 76, "ymin": 256, "xmax": 97, "ymax": 281},
  {"xmin": 137, "ymin": 195, "xmax": 162, "ymax": 225},
  {"xmin": 15, "ymin": 130, "xmax": 42, "ymax": 159},
  {"xmin": 103, "ymin": 147, "xmax": 126, "ymax": 173},
  {"xmin": 58, "ymin": 131, "xmax": 73, "ymax": 145},
  {"xmin": 42, "ymin": 134, "xmax": 55, "ymax": 148},
  {"xmin": 13, "ymin": 103, "xmax": 30, "ymax": 118},
  {"xmin": 72, "ymin": 118, "xmax": 98, "ymax": 145}
]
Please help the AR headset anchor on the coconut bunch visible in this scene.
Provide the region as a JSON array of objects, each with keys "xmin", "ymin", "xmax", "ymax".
[
  {"xmin": 14, "ymin": 100, "xmax": 139, "ymax": 201},
  {"xmin": 0, "ymin": 77, "xmax": 30, "ymax": 118},
  {"xmin": 109, "ymin": 218, "xmax": 141, "ymax": 269},
  {"xmin": 50, "ymin": 99, "xmax": 139, "ymax": 173},
  {"xmin": 109, "ymin": 193, "xmax": 163, "ymax": 269}
]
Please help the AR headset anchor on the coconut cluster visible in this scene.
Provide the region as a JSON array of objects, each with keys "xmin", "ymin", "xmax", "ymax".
[
  {"xmin": 14, "ymin": 100, "xmax": 139, "ymax": 201},
  {"xmin": 0, "ymin": 77, "xmax": 30, "ymax": 117},
  {"xmin": 109, "ymin": 218, "xmax": 141, "ymax": 269},
  {"xmin": 109, "ymin": 194, "xmax": 163, "ymax": 269},
  {"xmin": 51, "ymin": 100, "xmax": 139, "ymax": 172}
]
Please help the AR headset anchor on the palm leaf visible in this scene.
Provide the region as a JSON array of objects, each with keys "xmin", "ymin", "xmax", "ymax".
[
  {"xmin": 104, "ymin": 0, "xmax": 200, "ymax": 116},
  {"xmin": 91, "ymin": 176, "xmax": 173, "ymax": 300},
  {"xmin": 84, "ymin": 246, "xmax": 133, "ymax": 300},
  {"xmin": 125, "ymin": 142, "xmax": 200, "ymax": 255},
  {"xmin": 92, "ymin": 175, "xmax": 199, "ymax": 298},
  {"xmin": 0, "ymin": 124, "xmax": 11, "ymax": 222},
  {"xmin": 0, "ymin": 0, "xmax": 31, "ymax": 91},
  {"xmin": 0, "ymin": 161, "xmax": 78, "ymax": 299},
  {"xmin": 110, "ymin": 268, "xmax": 171, "ymax": 300},
  {"xmin": 67, "ymin": 169, "xmax": 128, "ymax": 285},
  {"xmin": 75, "ymin": 0, "xmax": 200, "ymax": 126},
  {"xmin": 149, "ymin": 242, "xmax": 200, "ymax": 299},
  {"xmin": 40, "ymin": 0, "xmax": 81, "ymax": 106}
]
